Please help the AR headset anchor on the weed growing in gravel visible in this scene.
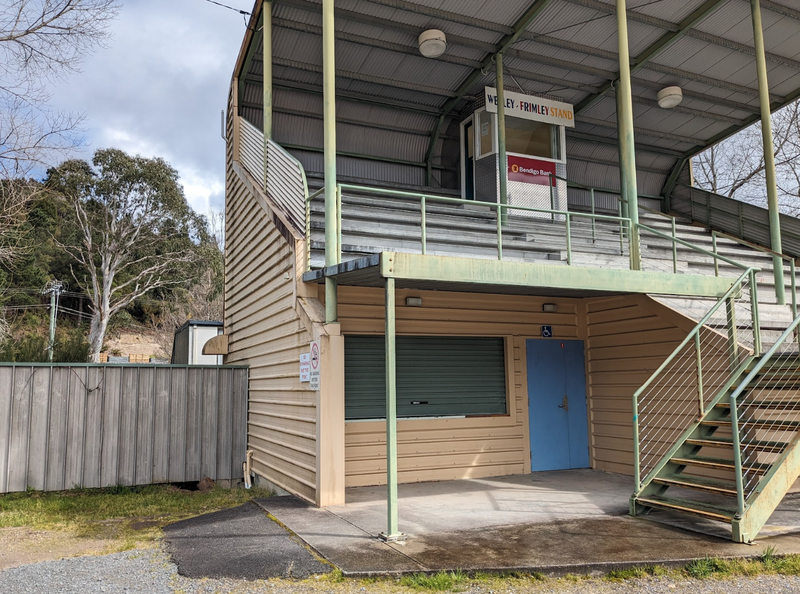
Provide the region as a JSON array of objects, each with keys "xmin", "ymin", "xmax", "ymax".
[
  {"xmin": 605, "ymin": 565, "xmax": 669, "ymax": 581},
  {"xmin": 400, "ymin": 571, "xmax": 469, "ymax": 591},
  {"xmin": 0, "ymin": 484, "xmax": 274, "ymax": 546}
]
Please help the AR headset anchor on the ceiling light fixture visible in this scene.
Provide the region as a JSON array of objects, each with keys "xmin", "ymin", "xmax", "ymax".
[
  {"xmin": 657, "ymin": 86, "xmax": 683, "ymax": 109},
  {"xmin": 419, "ymin": 29, "xmax": 447, "ymax": 58}
]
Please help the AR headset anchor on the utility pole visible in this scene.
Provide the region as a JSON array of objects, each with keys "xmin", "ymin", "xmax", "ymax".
[{"xmin": 42, "ymin": 280, "xmax": 64, "ymax": 362}]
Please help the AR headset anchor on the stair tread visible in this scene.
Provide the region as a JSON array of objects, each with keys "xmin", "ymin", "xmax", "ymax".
[
  {"xmin": 685, "ymin": 437, "xmax": 788, "ymax": 453},
  {"xmin": 717, "ymin": 400, "xmax": 800, "ymax": 409},
  {"xmin": 635, "ymin": 495, "xmax": 735, "ymax": 522},
  {"xmin": 702, "ymin": 419, "xmax": 800, "ymax": 429},
  {"xmin": 653, "ymin": 474, "xmax": 738, "ymax": 496},
  {"xmin": 670, "ymin": 455, "xmax": 770, "ymax": 473}
]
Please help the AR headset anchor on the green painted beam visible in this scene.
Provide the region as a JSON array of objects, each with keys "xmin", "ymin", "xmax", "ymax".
[
  {"xmin": 238, "ymin": 10, "xmax": 264, "ymax": 111},
  {"xmin": 379, "ymin": 252, "xmax": 733, "ymax": 298},
  {"xmin": 575, "ymin": 0, "xmax": 729, "ymax": 115},
  {"xmin": 424, "ymin": 0, "xmax": 556, "ymax": 184},
  {"xmin": 280, "ymin": 143, "xmax": 447, "ymax": 170}
]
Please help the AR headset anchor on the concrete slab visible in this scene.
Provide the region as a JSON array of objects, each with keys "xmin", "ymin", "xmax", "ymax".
[
  {"xmin": 163, "ymin": 502, "xmax": 330, "ymax": 580},
  {"xmin": 260, "ymin": 470, "xmax": 800, "ymax": 577}
]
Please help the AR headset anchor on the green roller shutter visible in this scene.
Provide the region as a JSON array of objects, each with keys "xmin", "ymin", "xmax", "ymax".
[{"xmin": 345, "ymin": 336, "xmax": 507, "ymax": 420}]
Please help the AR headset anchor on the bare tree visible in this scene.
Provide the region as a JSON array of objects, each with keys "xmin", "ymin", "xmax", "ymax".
[
  {"xmin": 47, "ymin": 148, "xmax": 207, "ymax": 361},
  {"xmin": 693, "ymin": 101, "xmax": 800, "ymax": 215},
  {"xmin": 0, "ymin": 0, "xmax": 119, "ymax": 176}
]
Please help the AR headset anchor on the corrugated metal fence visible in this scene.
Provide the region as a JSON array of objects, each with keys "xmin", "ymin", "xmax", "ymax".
[{"xmin": 0, "ymin": 364, "xmax": 248, "ymax": 493}]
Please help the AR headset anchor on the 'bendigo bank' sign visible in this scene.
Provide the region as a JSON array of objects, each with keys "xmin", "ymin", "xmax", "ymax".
[{"xmin": 484, "ymin": 87, "xmax": 575, "ymax": 128}]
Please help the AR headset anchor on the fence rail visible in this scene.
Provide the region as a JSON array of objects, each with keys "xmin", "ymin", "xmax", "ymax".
[{"xmin": 0, "ymin": 364, "xmax": 248, "ymax": 493}]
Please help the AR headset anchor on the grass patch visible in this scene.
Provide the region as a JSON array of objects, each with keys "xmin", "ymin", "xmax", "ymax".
[
  {"xmin": 605, "ymin": 565, "xmax": 669, "ymax": 581},
  {"xmin": 0, "ymin": 484, "xmax": 273, "ymax": 545},
  {"xmin": 679, "ymin": 552, "xmax": 800, "ymax": 579},
  {"xmin": 400, "ymin": 571, "xmax": 469, "ymax": 591}
]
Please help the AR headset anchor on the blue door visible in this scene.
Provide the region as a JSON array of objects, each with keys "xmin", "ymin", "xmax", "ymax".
[{"xmin": 526, "ymin": 339, "xmax": 590, "ymax": 471}]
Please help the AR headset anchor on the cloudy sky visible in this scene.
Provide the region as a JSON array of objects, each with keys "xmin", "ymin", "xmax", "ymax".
[{"xmin": 48, "ymin": 0, "xmax": 252, "ymax": 215}]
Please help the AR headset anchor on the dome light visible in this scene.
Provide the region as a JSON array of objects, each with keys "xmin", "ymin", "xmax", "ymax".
[
  {"xmin": 419, "ymin": 29, "xmax": 447, "ymax": 58},
  {"xmin": 657, "ymin": 86, "xmax": 683, "ymax": 109}
]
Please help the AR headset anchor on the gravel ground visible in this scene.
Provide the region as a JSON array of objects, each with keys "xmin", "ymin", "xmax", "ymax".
[{"xmin": 4, "ymin": 548, "xmax": 800, "ymax": 593}]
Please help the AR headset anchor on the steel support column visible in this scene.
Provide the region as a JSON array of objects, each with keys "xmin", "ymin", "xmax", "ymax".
[
  {"xmin": 381, "ymin": 277, "xmax": 402, "ymax": 541},
  {"xmin": 323, "ymin": 0, "xmax": 339, "ymax": 322},
  {"xmin": 496, "ymin": 53, "xmax": 508, "ymax": 225},
  {"xmin": 752, "ymin": 0, "xmax": 786, "ymax": 304},
  {"xmin": 263, "ymin": 2, "xmax": 273, "ymax": 142},
  {"xmin": 616, "ymin": 0, "xmax": 640, "ymax": 269},
  {"xmin": 615, "ymin": 86, "xmax": 628, "ymax": 219}
]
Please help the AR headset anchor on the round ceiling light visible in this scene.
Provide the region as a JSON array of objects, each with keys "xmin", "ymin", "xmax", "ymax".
[
  {"xmin": 657, "ymin": 86, "xmax": 683, "ymax": 109},
  {"xmin": 419, "ymin": 29, "xmax": 447, "ymax": 58}
]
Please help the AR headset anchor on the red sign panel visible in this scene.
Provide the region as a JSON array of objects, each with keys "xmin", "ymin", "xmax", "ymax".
[{"xmin": 507, "ymin": 156, "xmax": 556, "ymax": 186}]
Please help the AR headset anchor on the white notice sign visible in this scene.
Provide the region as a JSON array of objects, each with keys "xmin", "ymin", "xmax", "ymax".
[
  {"xmin": 299, "ymin": 353, "xmax": 311, "ymax": 383},
  {"xmin": 484, "ymin": 87, "xmax": 575, "ymax": 128},
  {"xmin": 309, "ymin": 341, "xmax": 321, "ymax": 390}
]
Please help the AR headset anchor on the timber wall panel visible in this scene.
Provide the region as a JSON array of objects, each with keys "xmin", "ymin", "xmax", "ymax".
[
  {"xmin": 336, "ymin": 287, "xmax": 581, "ymax": 488},
  {"xmin": 0, "ymin": 365, "xmax": 247, "ymax": 493},
  {"xmin": 585, "ymin": 295, "xmax": 706, "ymax": 476},
  {"xmin": 224, "ymin": 121, "xmax": 317, "ymax": 501}
]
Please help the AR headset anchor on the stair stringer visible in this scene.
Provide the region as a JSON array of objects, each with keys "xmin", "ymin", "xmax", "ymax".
[
  {"xmin": 630, "ymin": 356, "xmax": 755, "ymax": 515},
  {"xmin": 733, "ymin": 433, "xmax": 800, "ymax": 543}
]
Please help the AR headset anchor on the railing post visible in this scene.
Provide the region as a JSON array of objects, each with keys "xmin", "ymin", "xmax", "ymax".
[
  {"xmin": 619, "ymin": 201, "xmax": 625, "ymax": 256},
  {"xmin": 496, "ymin": 204, "xmax": 503, "ymax": 261},
  {"xmin": 695, "ymin": 332, "xmax": 704, "ymax": 415},
  {"xmin": 421, "ymin": 196, "xmax": 427, "ymax": 255},
  {"xmin": 305, "ymin": 194, "xmax": 312, "ymax": 272},
  {"xmin": 566, "ymin": 214, "xmax": 572, "ymax": 265},
  {"xmin": 712, "ymin": 233, "xmax": 720, "ymax": 277},
  {"xmin": 633, "ymin": 393, "xmax": 640, "ymax": 491},
  {"xmin": 336, "ymin": 185, "xmax": 342, "ymax": 264},
  {"xmin": 726, "ymin": 296, "xmax": 739, "ymax": 371},
  {"xmin": 672, "ymin": 218, "xmax": 678, "ymax": 274},
  {"xmin": 750, "ymin": 269, "xmax": 762, "ymax": 357},
  {"xmin": 590, "ymin": 188, "xmax": 596, "ymax": 243},
  {"xmin": 792, "ymin": 258, "xmax": 797, "ymax": 318},
  {"xmin": 730, "ymin": 394, "xmax": 746, "ymax": 517},
  {"xmin": 550, "ymin": 173, "xmax": 555, "ymax": 218}
]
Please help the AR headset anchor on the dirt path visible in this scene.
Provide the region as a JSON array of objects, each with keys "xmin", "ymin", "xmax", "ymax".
[{"xmin": 0, "ymin": 527, "xmax": 119, "ymax": 570}]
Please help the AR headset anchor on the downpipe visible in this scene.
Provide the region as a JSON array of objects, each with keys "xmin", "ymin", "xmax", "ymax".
[{"xmin": 242, "ymin": 449, "xmax": 254, "ymax": 489}]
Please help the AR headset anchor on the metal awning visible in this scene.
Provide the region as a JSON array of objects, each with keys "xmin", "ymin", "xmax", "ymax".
[{"xmin": 236, "ymin": 0, "xmax": 800, "ymax": 196}]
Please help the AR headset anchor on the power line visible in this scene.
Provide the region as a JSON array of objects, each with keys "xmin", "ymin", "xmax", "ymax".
[{"xmin": 200, "ymin": 0, "xmax": 250, "ymax": 16}]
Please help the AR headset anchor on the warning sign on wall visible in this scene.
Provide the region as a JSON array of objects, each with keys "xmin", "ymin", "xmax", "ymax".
[
  {"xmin": 309, "ymin": 341, "xmax": 321, "ymax": 390},
  {"xmin": 299, "ymin": 353, "xmax": 310, "ymax": 382}
]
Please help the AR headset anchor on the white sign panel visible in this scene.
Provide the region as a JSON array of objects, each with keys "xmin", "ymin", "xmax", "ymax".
[
  {"xmin": 484, "ymin": 87, "xmax": 575, "ymax": 128},
  {"xmin": 309, "ymin": 341, "xmax": 321, "ymax": 390},
  {"xmin": 299, "ymin": 353, "xmax": 311, "ymax": 383}
]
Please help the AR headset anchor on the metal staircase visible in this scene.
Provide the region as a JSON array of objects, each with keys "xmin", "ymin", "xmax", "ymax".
[{"xmin": 630, "ymin": 267, "xmax": 800, "ymax": 542}]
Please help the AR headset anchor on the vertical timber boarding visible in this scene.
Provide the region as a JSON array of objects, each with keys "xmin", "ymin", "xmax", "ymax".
[
  {"xmin": 0, "ymin": 365, "xmax": 247, "ymax": 494},
  {"xmin": 225, "ymin": 90, "xmax": 345, "ymax": 506}
]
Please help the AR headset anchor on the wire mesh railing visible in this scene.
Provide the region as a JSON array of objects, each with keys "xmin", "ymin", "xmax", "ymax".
[
  {"xmin": 729, "ymin": 313, "xmax": 800, "ymax": 514},
  {"xmin": 633, "ymin": 268, "xmax": 760, "ymax": 490}
]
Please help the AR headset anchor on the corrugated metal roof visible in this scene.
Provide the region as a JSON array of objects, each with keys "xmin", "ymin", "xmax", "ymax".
[{"xmin": 234, "ymin": 0, "xmax": 800, "ymax": 195}]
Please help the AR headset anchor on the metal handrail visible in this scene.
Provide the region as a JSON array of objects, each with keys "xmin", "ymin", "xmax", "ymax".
[
  {"xmin": 712, "ymin": 230, "xmax": 798, "ymax": 316},
  {"xmin": 636, "ymin": 222, "xmax": 751, "ymax": 272},
  {"xmin": 729, "ymin": 311, "xmax": 800, "ymax": 515},
  {"xmin": 336, "ymin": 182, "xmax": 632, "ymax": 264},
  {"xmin": 632, "ymin": 267, "xmax": 760, "ymax": 489}
]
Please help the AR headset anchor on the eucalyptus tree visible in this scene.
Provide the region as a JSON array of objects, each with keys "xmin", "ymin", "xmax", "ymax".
[{"xmin": 47, "ymin": 148, "xmax": 208, "ymax": 361}]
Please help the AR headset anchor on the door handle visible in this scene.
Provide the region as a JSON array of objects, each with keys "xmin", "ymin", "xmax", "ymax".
[{"xmin": 558, "ymin": 394, "xmax": 569, "ymax": 412}]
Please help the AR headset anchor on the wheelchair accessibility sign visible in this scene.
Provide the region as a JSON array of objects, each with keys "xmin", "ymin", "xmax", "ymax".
[{"xmin": 541, "ymin": 325, "xmax": 553, "ymax": 338}]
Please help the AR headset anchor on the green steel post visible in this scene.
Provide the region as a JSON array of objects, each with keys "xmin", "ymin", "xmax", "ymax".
[
  {"xmin": 752, "ymin": 0, "xmax": 786, "ymax": 305},
  {"xmin": 618, "ymin": 201, "xmax": 625, "ymax": 255},
  {"xmin": 750, "ymin": 269, "xmax": 762, "ymax": 357},
  {"xmin": 566, "ymin": 215, "xmax": 572, "ymax": 265},
  {"xmin": 633, "ymin": 394, "xmax": 640, "ymax": 490},
  {"xmin": 615, "ymin": 87, "xmax": 629, "ymax": 220},
  {"xmin": 323, "ymin": 0, "xmax": 338, "ymax": 323},
  {"xmin": 590, "ymin": 188, "xmax": 596, "ymax": 243},
  {"xmin": 672, "ymin": 218, "xmax": 678, "ymax": 274},
  {"xmin": 726, "ymin": 296, "xmax": 739, "ymax": 373},
  {"xmin": 792, "ymin": 259, "xmax": 797, "ymax": 318},
  {"xmin": 712, "ymin": 233, "xmax": 720, "ymax": 277},
  {"xmin": 730, "ymin": 394, "xmax": 746, "ymax": 516},
  {"xmin": 421, "ymin": 197, "xmax": 427, "ymax": 255},
  {"xmin": 262, "ymin": 2, "xmax": 272, "ymax": 142},
  {"xmin": 550, "ymin": 174, "xmax": 555, "ymax": 217},
  {"xmin": 616, "ymin": 0, "xmax": 641, "ymax": 270},
  {"xmin": 496, "ymin": 54, "xmax": 508, "ymax": 226},
  {"xmin": 695, "ymin": 332, "xmax": 704, "ymax": 415},
  {"xmin": 496, "ymin": 204, "xmax": 503, "ymax": 260},
  {"xmin": 384, "ymin": 277, "xmax": 400, "ymax": 539},
  {"xmin": 337, "ymin": 185, "xmax": 342, "ymax": 264}
]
